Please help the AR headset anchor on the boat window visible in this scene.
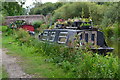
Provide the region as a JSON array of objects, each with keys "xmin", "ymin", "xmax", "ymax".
[
  {"xmin": 78, "ymin": 32, "xmax": 84, "ymax": 46},
  {"xmin": 78, "ymin": 32, "xmax": 85, "ymax": 41},
  {"xmin": 91, "ymin": 32, "xmax": 97, "ymax": 45},
  {"xmin": 49, "ymin": 32, "xmax": 56, "ymax": 42},
  {"xmin": 85, "ymin": 33, "xmax": 88, "ymax": 42},
  {"xmin": 80, "ymin": 34, "xmax": 82, "ymax": 40},
  {"xmin": 58, "ymin": 32, "xmax": 68, "ymax": 44},
  {"xmin": 91, "ymin": 34, "xmax": 95, "ymax": 41},
  {"xmin": 58, "ymin": 37, "xmax": 67, "ymax": 43},
  {"xmin": 42, "ymin": 31, "xmax": 48, "ymax": 40}
]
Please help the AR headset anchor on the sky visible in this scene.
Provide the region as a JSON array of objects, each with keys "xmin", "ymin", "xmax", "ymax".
[{"xmin": 23, "ymin": 0, "xmax": 57, "ymax": 8}]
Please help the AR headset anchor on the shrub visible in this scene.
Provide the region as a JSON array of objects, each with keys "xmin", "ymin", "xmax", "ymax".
[
  {"xmin": 13, "ymin": 29, "xmax": 34, "ymax": 44},
  {"xmin": 41, "ymin": 24, "xmax": 49, "ymax": 29},
  {"xmin": 1, "ymin": 26, "xmax": 8, "ymax": 32},
  {"xmin": 32, "ymin": 21, "xmax": 44, "ymax": 29},
  {"xmin": 74, "ymin": 52, "xmax": 119, "ymax": 78},
  {"xmin": 1, "ymin": 26, "xmax": 14, "ymax": 36},
  {"xmin": 32, "ymin": 21, "xmax": 49, "ymax": 32}
]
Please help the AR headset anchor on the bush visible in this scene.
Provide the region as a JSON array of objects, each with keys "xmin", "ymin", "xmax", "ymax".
[
  {"xmin": 74, "ymin": 53, "xmax": 119, "ymax": 78},
  {"xmin": 41, "ymin": 24, "xmax": 49, "ymax": 29},
  {"xmin": 32, "ymin": 21, "xmax": 49, "ymax": 32},
  {"xmin": 32, "ymin": 21, "xmax": 44, "ymax": 29},
  {"xmin": 1, "ymin": 26, "xmax": 8, "ymax": 32},
  {"xmin": 1, "ymin": 26, "xmax": 14, "ymax": 36},
  {"xmin": 13, "ymin": 29, "xmax": 34, "ymax": 44}
]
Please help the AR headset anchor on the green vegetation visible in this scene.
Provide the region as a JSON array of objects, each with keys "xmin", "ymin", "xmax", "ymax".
[
  {"xmin": 2, "ymin": 2, "xmax": 23, "ymax": 16},
  {"xmin": 101, "ymin": 23, "xmax": 120, "ymax": 56},
  {"xmin": 0, "ymin": 26, "xmax": 2, "ymax": 31},
  {"xmin": 52, "ymin": 2, "xmax": 120, "ymax": 25},
  {"xmin": 30, "ymin": 2, "xmax": 64, "ymax": 16},
  {"xmin": 2, "ymin": 66, "xmax": 8, "ymax": 79},
  {"xmin": 32, "ymin": 21, "xmax": 44, "ymax": 30},
  {"xmin": 0, "ymin": 1, "xmax": 27, "ymax": 23},
  {"xmin": 1, "ymin": 26, "xmax": 8, "ymax": 32},
  {"xmin": 32, "ymin": 21, "xmax": 49, "ymax": 33},
  {"xmin": 0, "ymin": 66, "xmax": 8, "ymax": 79},
  {"xmin": 2, "ymin": 26, "xmax": 119, "ymax": 78},
  {"xmin": 0, "ymin": 67, "xmax": 2, "ymax": 79}
]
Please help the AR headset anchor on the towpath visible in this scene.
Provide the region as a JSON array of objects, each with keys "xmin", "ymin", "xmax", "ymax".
[{"xmin": 1, "ymin": 31, "xmax": 32, "ymax": 78}]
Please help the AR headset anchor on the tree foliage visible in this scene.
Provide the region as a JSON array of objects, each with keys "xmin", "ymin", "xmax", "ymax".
[
  {"xmin": 2, "ymin": 2, "xmax": 24, "ymax": 16},
  {"xmin": 29, "ymin": 2, "xmax": 64, "ymax": 16},
  {"xmin": 102, "ymin": 2, "xmax": 120, "ymax": 27},
  {"xmin": 53, "ymin": 2, "xmax": 108, "ymax": 25},
  {"xmin": 29, "ymin": 2, "xmax": 120, "ymax": 26}
]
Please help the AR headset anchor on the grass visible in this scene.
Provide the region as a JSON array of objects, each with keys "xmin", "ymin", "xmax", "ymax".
[
  {"xmin": 2, "ymin": 35, "xmax": 71, "ymax": 78},
  {"xmin": 0, "ymin": 26, "xmax": 2, "ymax": 31},
  {"xmin": 0, "ymin": 66, "xmax": 2, "ymax": 79},
  {"xmin": 1, "ymin": 66, "xmax": 9, "ymax": 80},
  {"xmin": 0, "ymin": 26, "xmax": 8, "ymax": 32}
]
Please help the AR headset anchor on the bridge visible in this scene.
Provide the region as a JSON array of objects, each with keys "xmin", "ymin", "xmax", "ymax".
[{"xmin": 4, "ymin": 15, "xmax": 45, "ymax": 25}]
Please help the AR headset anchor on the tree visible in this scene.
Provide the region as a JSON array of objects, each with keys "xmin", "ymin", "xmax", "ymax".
[
  {"xmin": 102, "ymin": 2, "xmax": 120, "ymax": 27},
  {"xmin": 29, "ymin": 2, "xmax": 64, "ymax": 16},
  {"xmin": 2, "ymin": 2, "xmax": 24, "ymax": 16},
  {"xmin": 53, "ymin": 2, "xmax": 107, "ymax": 24}
]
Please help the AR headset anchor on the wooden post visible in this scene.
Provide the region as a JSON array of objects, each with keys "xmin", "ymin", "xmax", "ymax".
[{"xmin": 88, "ymin": 31, "xmax": 92, "ymax": 42}]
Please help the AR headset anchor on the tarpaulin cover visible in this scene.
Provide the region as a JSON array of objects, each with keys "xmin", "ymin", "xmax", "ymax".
[{"xmin": 21, "ymin": 25, "xmax": 34, "ymax": 31}]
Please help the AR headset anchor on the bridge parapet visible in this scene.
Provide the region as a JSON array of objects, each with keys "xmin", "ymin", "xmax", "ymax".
[{"xmin": 4, "ymin": 15, "xmax": 45, "ymax": 25}]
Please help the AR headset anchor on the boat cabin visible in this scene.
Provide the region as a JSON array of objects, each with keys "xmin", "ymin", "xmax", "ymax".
[
  {"xmin": 38, "ymin": 29, "xmax": 114, "ymax": 53},
  {"xmin": 39, "ymin": 29, "xmax": 104, "ymax": 46}
]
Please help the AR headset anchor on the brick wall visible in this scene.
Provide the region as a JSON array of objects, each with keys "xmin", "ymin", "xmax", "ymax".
[{"xmin": 4, "ymin": 15, "xmax": 45, "ymax": 25}]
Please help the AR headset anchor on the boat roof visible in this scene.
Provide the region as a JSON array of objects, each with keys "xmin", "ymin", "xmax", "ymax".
[{"xmin": 44, "ymin": 29, "xmax": 98, "ymax": 32}]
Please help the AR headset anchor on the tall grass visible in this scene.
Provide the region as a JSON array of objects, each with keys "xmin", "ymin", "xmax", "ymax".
[{"xmin": 2, "ymin": 66, "xmax": 8, "ymax": 79}]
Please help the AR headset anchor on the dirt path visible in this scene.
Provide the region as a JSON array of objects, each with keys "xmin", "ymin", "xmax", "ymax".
[
  {"xmin": 2, "ymin": 48, "xmax": 32, "ymax": 78},
  {"xmin": 1, "ymin": 31, "xmax": 36, "ymax": 78},
  {"xmin": 1, "ymin": 30, "xmax": 32, "ymax": 78}
]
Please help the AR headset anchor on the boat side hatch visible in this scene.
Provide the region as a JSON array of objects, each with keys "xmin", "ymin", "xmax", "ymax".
[
  {"xmin": 42, "ymin": 31, "xmax": 49, "ymax": 41},
  {"xmin": 58, "ymin": 32, "xmax": 68, "ymax": 44},
  {"xmin": 48, "ymin": 31, "xmax": 56, "ymax": 42}
]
